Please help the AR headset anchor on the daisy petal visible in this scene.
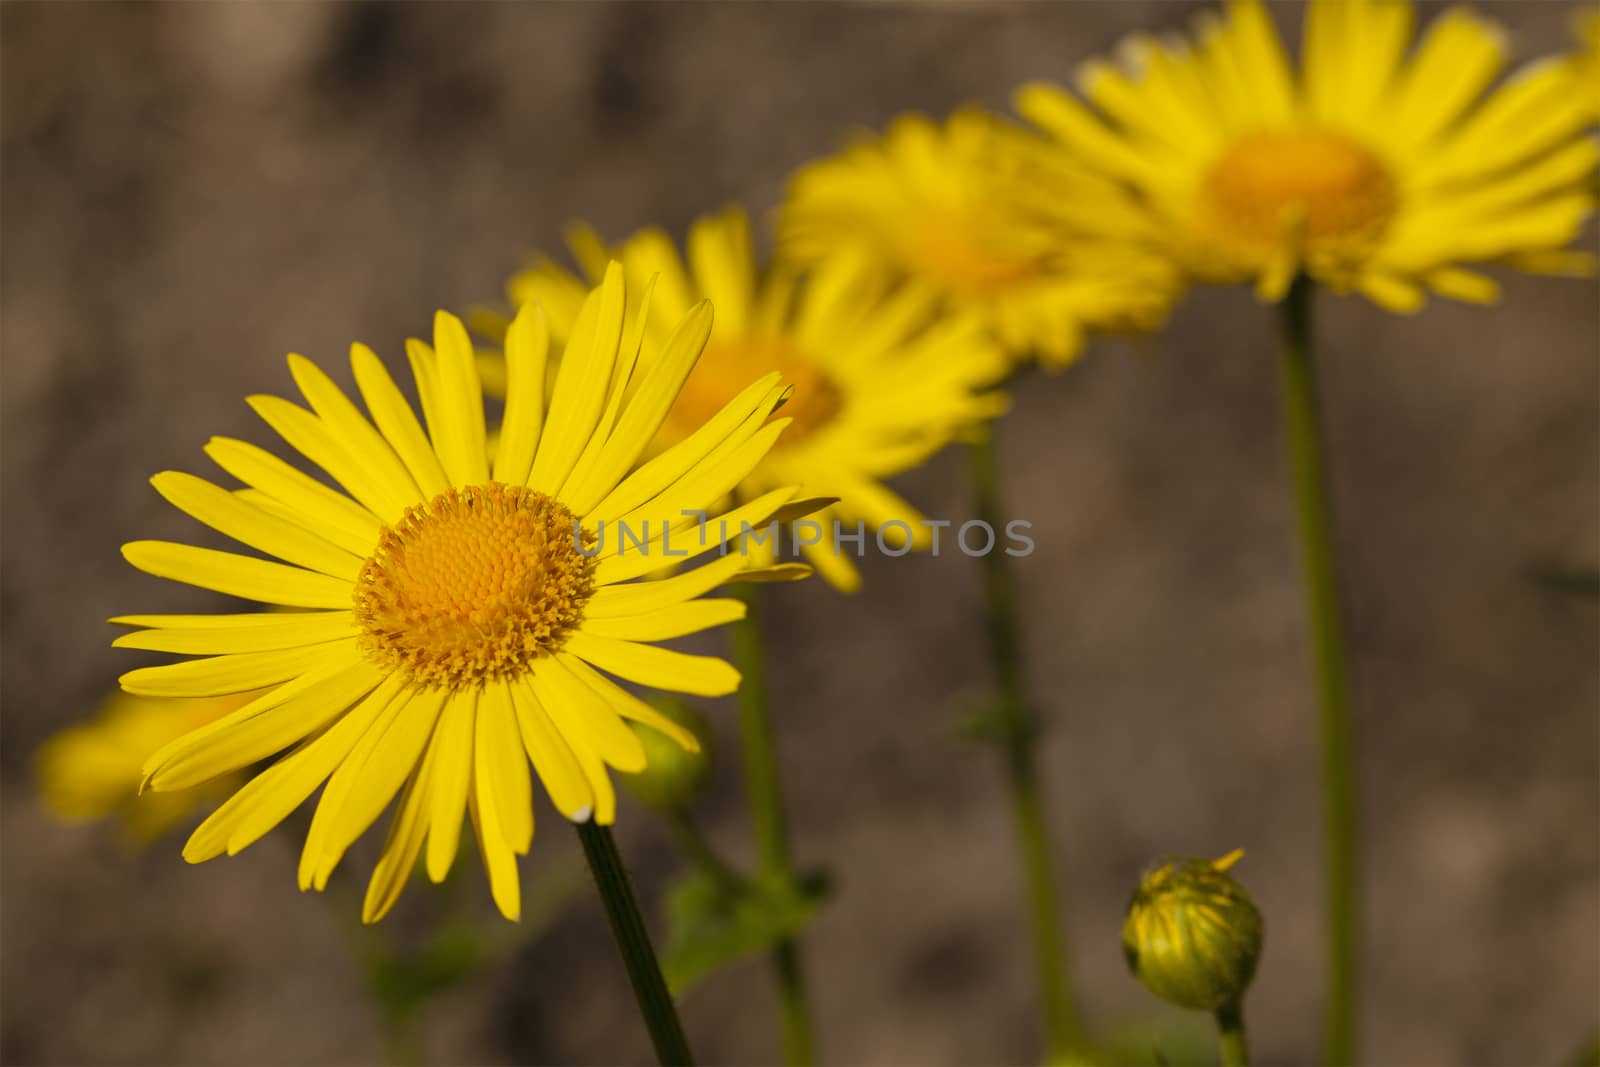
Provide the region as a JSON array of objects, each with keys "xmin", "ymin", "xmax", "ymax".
[
  {"xmin": 110, "ymin": 611, "xmax": 347, "ymax": 630},
  {"xmin": 362, "ymin": 742, "xmax": 437, "ymax": 924},
  {"xmin": 203, "ymin": 437, "xmax": 381, "ymax": 557},
  {"xmin": 113, "ymin": 611, "xmax": 355, "ymax": 655},
  {"xmin": 534, "ymin": 683, "xmax": 618, "ymax": 825},
  {"xmin": 562, "ymin": 273, "xmax": 657, "ymax": 486},
  {"xmin": 123, "ymin": 540, "xmax": 352, "ymax": 609},
  {"xmin": 579, "ymin": 598, "xmax": 745, "ymax": 641},
  {"xmin": 468, "ymin": 788, "xmax": 521, "ymax": 922},
  {"xmin": 530, "ymin": 262, "xmax": 626, "ymax": 495},
  {"xmin": 425, "ymin": 689, "xmax": 477, "ymax": 883},
  {"xmin": 564, "ymin": 631, "xmax": 741, "ymax": 698},
  {"xmin": 151, "ymin": 471, "xmax": 363, "ymax": 581},
  {"xmin": 585, "ymin": 552, "xmax": 751, "ymax": 618},
  {"xmin": 508, "ymin": 677, "xmax": 593, "ymax": 820},
  {"xmin": 287, "ymin": 353, "xmax": 424, "ymax": 506},
  {"xmin": 560, "ymin": 299, "xmax": 715, "ymax": 518},
  {"xmin": 143, "ymin": 655, "xmax": 383, "ymax": 793},
  {"xmin": 300, "ymin": 685, "xmax": 447, "ymax": 891},
  {"xmin": 595, "ymin": 486, "xmax": 798, "ymax": 586},
  {"xmin": 119, "ymin": 640, "xmax": 359, "ymax": 698},
  {"xmin": 585, "ymin": 373, "xmax": 783, "ymax": 524},
  {"xmin": 478, "ymin": 678, "xmax": 534, "ymax": 855},
  {"xmin": 181, "ymin": 671, "xmax": 401, "ymax": 862},
  {"xmin": 428, "ymin": 312, "xmax": 489, "ymax": 488},
  {"xmin": 1385, "ymin": 8, "xmax": 1505, "ymax": 149},
  {"xmin": 688, "ymin": 208, "xmax": 754, "ymax": 337},
  {"xmin": 563, "ymin": 656, "xmax": 702, "ymax": 753},
  {"xmin": 607, "ymin": 419, "xmax": 789, "ymax": 541},
  {"xmin": 800, "ymin": 537, "xmax": 863, "ymax": 594},
  {"xmin": 527, "ymin": 656, "xmax": 647, "ymax": 773},
  {"xmin": 247, "ymin": 394, "xmax": 412, "ymax": 522},
  {"xmin": 351, "ymin": 342, "xmax": 452, "ymax": 499},
  {"xmin": 405, "ymin": 339, "xmax": 446, "ymax": 459},
  {"xmin": 491, "ymin": 303, "xmax": 550, "ymax": 486}
]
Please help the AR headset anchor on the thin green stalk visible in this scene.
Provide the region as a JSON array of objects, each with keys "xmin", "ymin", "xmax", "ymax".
[
  {"xmin": 575, "ymin": 821, "xmax": 694, "ymax": 1067},
  {"xmin": 1277, "ymin": 275, "xmax": 1358, "ymax": 1067},
  {"xmin": 966, "ymin": 434, "xmax": 1081, "ymax": 1061},
  {"xmin": 1215, "ymin": 1001, "xmax": 1250, "ymax": 1067},
  {"xmin": 731, "ymin": 583, "xmax": 817, "ymax": 1067},
  {"xmin": 667, "ymin": 810, "xmax": 745, "ymax": 889}
]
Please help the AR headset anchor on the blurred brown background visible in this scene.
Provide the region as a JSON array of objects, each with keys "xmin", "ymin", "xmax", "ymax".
[{"xmin": 2, "ymin": 2, "xmax": 1595, "ymax": 1064}]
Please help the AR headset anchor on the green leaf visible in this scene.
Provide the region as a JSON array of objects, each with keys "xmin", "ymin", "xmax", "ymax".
[{"xmin": 660, "ymin": 867, "xmax": 830, "ymax": 995}]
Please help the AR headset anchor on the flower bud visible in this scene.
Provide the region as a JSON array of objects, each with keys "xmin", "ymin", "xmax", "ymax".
[
  {"xmin": 1122, "ymin": 849, "xmax": 1263, "ymax": 1012},
  {"xmin": 618, "ymin": 698, "xmax": 711, "ymax": 812}
]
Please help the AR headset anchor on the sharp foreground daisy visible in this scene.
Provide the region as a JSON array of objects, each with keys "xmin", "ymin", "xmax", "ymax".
[
  {"xmin": 505, "ymin": 205, "xmax": 1010, "ymax": 592},
  {"xmin": 1014, "ymin": 0, "xmax": 1598, "ymax": 309},
  {"xmin": 778, "ymin": 110, "xmax": 1176, "ymax": 367},
  {"xmin": 116, "ymin": 264, "xmax": 809, "ymax": 923}
]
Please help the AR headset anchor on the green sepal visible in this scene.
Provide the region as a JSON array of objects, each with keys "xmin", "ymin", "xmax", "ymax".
[{"xmin": 660, "ymin": 867, "xmax": 831, "ymax": 995}]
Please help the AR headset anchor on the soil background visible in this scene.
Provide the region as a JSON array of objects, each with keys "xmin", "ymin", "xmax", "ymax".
[{"xmin": 2, "ymin": 3, "xmax": 1596, "ymax": 1065}]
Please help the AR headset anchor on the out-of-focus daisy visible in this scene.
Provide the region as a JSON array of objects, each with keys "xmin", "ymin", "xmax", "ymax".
[
  {"xmin": 506, "ymin": 206, "xmax": 1010, "ymax": 592},
  {"xmin": 36, "ymin": 690, "xmax": 258, "ymax": 842},
  {"xmin": 1014, "ymin": 0, "xmax": 1597, "ymax": 311},
  {"xmin": 1573, "ymin": 10, "xmax": 1600, "ymax": 122},
  {"xmin": 777, "ymin": 110, "xmax": 1176, "ymax": 368},
  {"xmin": 117, "ymin": 265, "xmax": 809, "ymax": 922}
]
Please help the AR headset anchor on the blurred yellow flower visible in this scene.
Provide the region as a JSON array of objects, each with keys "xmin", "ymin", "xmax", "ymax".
[
  {"xmin": 36, "ymin": 689, "xmax": 256, "ymax": 842},
  {"xmin": 777, "ymin": 110, "xmax": 1176, "ymax": 368},
  {"xmin": 117, "ymin": 265, "xmax": 808, "ymax": 922},
  {"xmin": 1575, "ymin": 10, "xmax": 1600, "ymax": 122},
  {"xmin": 508, "ymin": 206, "xmax": 1010, "ymax": 592},
  {"xmin": 1015, "ymin": 0, "xmax": 1597, "ymax": 311}
]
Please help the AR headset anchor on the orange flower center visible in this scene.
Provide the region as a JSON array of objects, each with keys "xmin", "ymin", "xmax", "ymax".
[
  {"xmin": 662, "ymin": 337, "xmax": 840, "ymax": 446},
  {"xmin": 1203, "ymin": 128, "xmax": 1397, "ymax": 257},
  {"xmin": 354, "ymin": 484, "xmax": 596, "ymax": 688},
  {"xmin": 909, "ymin": 211, "xmax": 1041, "ymax": 294}
]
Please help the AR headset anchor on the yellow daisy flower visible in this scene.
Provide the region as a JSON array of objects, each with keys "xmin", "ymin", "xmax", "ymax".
[
  {"xmin": 506, "ymin": 206, "xmax": 1010, "ymax": 593},
  {"xmin": 36, "ymin": 689, "xmax": 258, "ymax": 842},
  {"xmin": 777, "ymin": 110, "xmax": 1177, "ymax": 368},
  {"xmin": 1013, "ymin": 0, "xmax": 1598, "ymax": 310},
  {"xmin": 117, "ymin": 264, "xmax": 808, "ymax": 923}
]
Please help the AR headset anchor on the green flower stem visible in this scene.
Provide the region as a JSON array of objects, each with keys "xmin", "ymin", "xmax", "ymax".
[
  {"xmin": 966, "ymin": 434, "xmax": 1082, "ymax": 1060},
  {"xmin": 1215, "ymin": 1001, "xmax": 1251, "ymax": 1067},
  {"xmin": 1277, "ymin": 275, "xmax": 1359, "ymax": 1067},
  {"xmin": 667, "ymin": 810, "xmax": 745, "ymax": 890},
  {"xmin": 575, "ymin": 821, "xmax": 694, "ymax": 1067},
  {"xmin": 731, "ymin": 582, "xmax": 818, "ymax": 1067}
]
